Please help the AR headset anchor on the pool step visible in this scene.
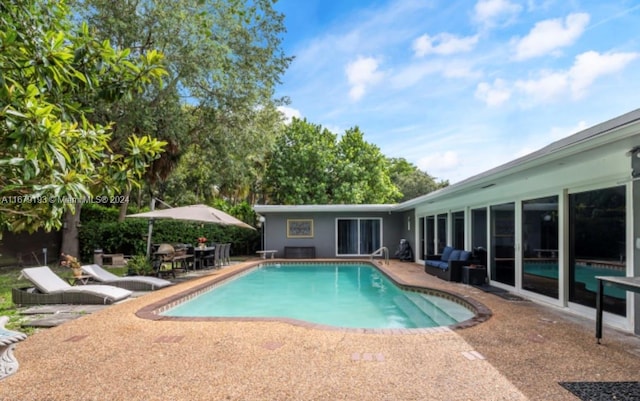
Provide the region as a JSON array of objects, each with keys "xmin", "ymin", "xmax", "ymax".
[{"xmin": 394, "ymin": 293, "xmax": 464, "ymax": 327}]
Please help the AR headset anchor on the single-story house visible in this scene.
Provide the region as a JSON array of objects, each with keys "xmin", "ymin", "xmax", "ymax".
[{"xmin": 254, "ymin": 108, "xmax": 640, "ymax": 336}]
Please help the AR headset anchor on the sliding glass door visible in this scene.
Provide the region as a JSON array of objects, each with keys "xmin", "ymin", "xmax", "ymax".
[
  {"xmin": 491, "ymin": 203, "xmax": 515, "ymax": 286},
  {"xmin": 452, "ymin": 211, "xmax": 465, "ymax": 249},
  {"xmin": 472, "ymin": 208, "xmax": 487, "ymax": 266},
  {"xmin": 522, "ymin": 196, "xmax": 559, "ymax": 298},
  {"xmin": 336, "ymin": 218, "xmax": 382, "ymax": 256},
  {"xmin": 437, "ymin": 214, "xmax": 448, "ymax": 253},
  {"xmin": 569, "ymin": 186, "xmax": 626, "ymax": 316},
  {"xmin": 426, "ymin": 216, "xmax": 435, "ymax": 256}
]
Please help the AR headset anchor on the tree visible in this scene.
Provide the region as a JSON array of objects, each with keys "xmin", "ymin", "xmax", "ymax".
[
  {"xmin": 0, "ymin": 1, "xmax": 166, "ymax": 254},
  {"xmin": 264, "ymin": 118, "xmax": 336, "ymax": 204},
  {"xmin": 388, "ymin": 158, "xmax": 449, "ymax": 202},
  {"xmin": 70, "ymin": 0, "xmax": 292, "ymax": 211},
  {"xmin": 263, "ymin": 119, "xmax": 402, "ymax": 205},
  {"xmin": 333, "ymin": 127, "xmax": 401, "ymax": 204}
]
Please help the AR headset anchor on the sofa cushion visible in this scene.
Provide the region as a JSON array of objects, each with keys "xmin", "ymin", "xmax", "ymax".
[
  {"xmin": 425, "ymin": 260, "xmax": 449, "ymax": 270},
  {"xmin": 440, "ymin": 246, "xmax": 454, "ymax": 261},
  {"xmin": 449, "ymin": 250, "xmax": 461, "ymax": 261},
  {"xmin": 459, "ymin": 251, "xmax": 471, "ymax": 261}
]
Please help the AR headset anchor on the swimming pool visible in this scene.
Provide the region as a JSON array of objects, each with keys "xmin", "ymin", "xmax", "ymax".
[{"xmin": 160, "ymin": 263, "xmax": 476, "ymax": 329}]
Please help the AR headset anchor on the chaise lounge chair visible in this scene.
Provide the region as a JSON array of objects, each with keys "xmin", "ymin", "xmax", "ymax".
[
  {"xmin": 81, "ymin": 264, "xmax": 174, "ymax": 291},
  {"xmin": 12, "ymin": 266, "xmax": 132, "ymax": 305}
]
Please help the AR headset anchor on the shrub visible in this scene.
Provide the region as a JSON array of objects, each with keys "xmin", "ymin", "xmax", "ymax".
[
  {"xmin": 126, "ymin": 255, "xmax": 154, "ymax": 276},
  {"xmin": 78, "ymin": 208, "xmax": 260, "ymax": 261}
]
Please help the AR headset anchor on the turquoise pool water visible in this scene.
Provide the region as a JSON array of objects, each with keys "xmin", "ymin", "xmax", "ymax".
[
  {"xmin": 162, "ymin": 263, "xmax": 475, "ymax": 329},
  {"xmin": 524, "ymin": 262, "xmax": 626, "ymax": 299}
]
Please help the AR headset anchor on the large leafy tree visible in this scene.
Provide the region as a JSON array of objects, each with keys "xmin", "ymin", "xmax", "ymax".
[
  {"xmin": 333, "ymin": 127, "xmax": 401, "ymax": 204},
  {"xmin": 388, "ymin": 158, "xmax": 449, "ymax": 202},
  {"xmin": 264, "ymin": 118, "xmax": 336, "ymax": 204},
  {"xmin": 0, "ymin": 1, "xmax": 166, "ymax": 252},
  {"xmin": 70, "ymin": 0, "xmax": 292, "ymax": 211},
  {"xmin": 263, "ymin": 119, "xmax": 401, "ymax": 205}
]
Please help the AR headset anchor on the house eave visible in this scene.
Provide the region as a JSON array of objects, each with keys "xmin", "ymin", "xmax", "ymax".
[{"xmin": 253, "ymin": 204, "xmax": 398, "ymax": 214}]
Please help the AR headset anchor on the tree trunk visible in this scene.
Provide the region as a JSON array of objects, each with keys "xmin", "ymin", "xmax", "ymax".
[
  {"xmin": 60, "ymin": 204, "xmax": 82, "ymax": 259},
  {"xmin": 118, "ymin": 188, "xmax": 132, "ymax": 222}
]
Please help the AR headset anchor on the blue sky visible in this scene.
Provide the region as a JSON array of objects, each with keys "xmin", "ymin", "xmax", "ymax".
[{"xmin": 272, "ymin": 0, "xmax": 640, "ymax": 183}]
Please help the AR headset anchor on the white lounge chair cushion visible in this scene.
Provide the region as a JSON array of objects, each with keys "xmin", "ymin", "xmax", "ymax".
[
  {"xmin": 64, "ymin": 285, "xmax": 131, "ymax": 302},
  {"xmin": 81, "ymin": 264, "xmax": 173, "ymax": 288},
  {"xmin": 20, "ymin": 266, "xmax": 131, "ymax": 301}
]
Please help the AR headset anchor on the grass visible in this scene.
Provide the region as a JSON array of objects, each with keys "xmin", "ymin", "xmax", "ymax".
[
  {"xmin": 0, "ymin": 258, "xmax": 249, "ymax": 334},
  {"xmin": 0, "ymin": 264, "xmax": 128, "ymax": 333}
]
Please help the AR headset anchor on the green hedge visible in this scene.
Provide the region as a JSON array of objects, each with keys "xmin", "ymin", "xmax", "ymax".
[{"xmin": 78, "ymin": 204, "xmax": 260, "ymax": 260}]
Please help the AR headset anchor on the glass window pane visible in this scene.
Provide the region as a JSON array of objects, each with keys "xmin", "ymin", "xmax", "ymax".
[
  {"xmin": 419, "ymin": 217, "xmax": 425, "ymax": 259},
  {"xmin": 359, "ymin": 219, "xmax": 380, "ymax": 254},
  {"xmin": 452, "ymin": 211, "xmax": 464, "ymax": 249},
  {"xmin": 491, "ymin": 203, "xmax": 515, "ymax": 286},
  {"xmin": 569, "ymin": 186, "xmax": 626, "ymax": 316},
  {"xmin": 437, "ymin": 214, "xmax": 448, "ymax": 253},
  {"xmin": 426, "ymin": 216, "xmax": 435, "ymax": 256},
  {"xmin": 472, "ymin": 208, "xmax": 487, "ymax": 267},
  {"xmin": 337, "ymin": 219, "xmax": 358, "ymax": 255},
  {"xmin": 522, "ymin": 196, "xmax": 559, "ymax": 299}
]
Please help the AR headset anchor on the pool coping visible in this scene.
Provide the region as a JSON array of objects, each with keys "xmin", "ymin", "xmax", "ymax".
[{"xmin": 135, "ymin": 259, "xmax": 492, "ymax": 334}]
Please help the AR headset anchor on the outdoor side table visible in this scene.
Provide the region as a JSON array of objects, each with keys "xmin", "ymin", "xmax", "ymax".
[
  {"xmin": 0, "ymin": 315, "xmax": 27, "ymax": 380},
  {"xmin": 67, "ymin": 275, "xmax": 92, "ymax": 286},
  {"xmin": 461, "ymin": 265, "xmax": 487, "ymax": 285}
]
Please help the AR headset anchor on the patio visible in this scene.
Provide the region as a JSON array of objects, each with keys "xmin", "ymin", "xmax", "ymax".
[{"xmin": 3, "ymin": 259, "xmax": 640, "ymax": 400}]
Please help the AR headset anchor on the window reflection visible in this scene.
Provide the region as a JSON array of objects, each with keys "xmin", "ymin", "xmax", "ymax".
[
  {"xmin": 569, "ymin": 186, "xmax": 626, "ymax": 316},
  {"xmin": 522, "ymin": 196, "xmax": 559, "ymax": 299}
]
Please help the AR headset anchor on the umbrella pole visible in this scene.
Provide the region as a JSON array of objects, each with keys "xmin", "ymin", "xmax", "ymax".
[
  {"xmin": 145, "ymin": 198, "xmax": 156, "ymax": 258},
  {"xmin": 146, "ymin": 219, "xmax": 154, "ymax": 258}
]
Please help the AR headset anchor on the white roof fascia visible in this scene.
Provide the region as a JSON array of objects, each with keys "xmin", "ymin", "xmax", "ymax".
[{"xmin": 253, "ymin": 204, "xmax": 398, "ymax": 214}]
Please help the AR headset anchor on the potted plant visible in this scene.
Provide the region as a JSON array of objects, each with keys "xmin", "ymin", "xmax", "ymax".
[{"xmin": 60, "ymin": 253, "xmax": 82, "ymax": 277}]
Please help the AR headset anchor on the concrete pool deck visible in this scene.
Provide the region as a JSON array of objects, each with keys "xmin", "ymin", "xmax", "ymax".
[{"xmin": 3, "ymin": 259, "xmax": 640, "ymax": 400}]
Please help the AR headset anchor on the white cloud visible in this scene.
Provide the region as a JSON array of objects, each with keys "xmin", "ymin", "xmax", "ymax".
[
  {"xmin": 475, "ymin": 79, "xmax": 511, "ymax": 106},
  {"xmin": 474, "ymin": 0, "xmax": 522, "ymax": 28},
  {"xmin": 483, "ymin": 50, "xmax": 638, "ymax": 106},
  {"xmin": 417, "ymin": 151, "xmax": 460, "ymax": 172},
  {"xmin": 277, "ymin": 106, "xmax": 302, "ymax": 124},
  {"xmin": 514, "ymin": 71, "xmax": 568, "ymax": 103},
  {"xmin": 412, "ymin": 33, "xmax": 479, "ymax": 57},
  {"xmin": 514, "ymin": 13, "xmax": 590, "ymax": 60},
  {"xmin": 345, "ymin": 56, "xmax": 384, "ymax": 101},
  {"xmin": 569, "ymin": 50, "xmax": 639, "ymax": 98}
]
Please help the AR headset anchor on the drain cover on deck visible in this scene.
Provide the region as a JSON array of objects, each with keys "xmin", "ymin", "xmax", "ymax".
[{"xmin": 559, "ymin": 381, "xmax": 640, "ymax": 400}]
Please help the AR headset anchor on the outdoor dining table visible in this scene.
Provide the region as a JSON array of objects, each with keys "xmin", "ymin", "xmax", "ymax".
[{"xmin": 194, "ymin": 246, "xmax": 216, "ymax": 269}]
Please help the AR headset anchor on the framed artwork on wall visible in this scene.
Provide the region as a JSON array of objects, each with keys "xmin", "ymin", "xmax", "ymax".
[{"xmin": 287, "ymin": 219, "xmax": 314, "ymax": 238}]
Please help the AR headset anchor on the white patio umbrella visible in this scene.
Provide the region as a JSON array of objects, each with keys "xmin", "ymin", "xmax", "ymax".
[{"xmin": 127, "ymin": 204, "xmax": 255, "ymax": 256}]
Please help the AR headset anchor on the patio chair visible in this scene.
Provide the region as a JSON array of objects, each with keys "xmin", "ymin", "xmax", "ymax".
[
  {"xmin": 213, "ymin": 243, "xmax": 223, "ymax": 268},
  {"xmin": 222, "ymin": 243, "xmax": 231, "ymax": 266},
  {"xmin": 13, "ymin": 266, "xmax": 132, "ymax": 305},
  {"xmin": 81, "ymin": 264, "xmax": 174, "ymax": 291}
]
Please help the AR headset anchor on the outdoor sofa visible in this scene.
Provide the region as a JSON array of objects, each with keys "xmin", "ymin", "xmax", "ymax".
[
  {"xmin": 81, "ymin": 264, "xmax": 174, "ymax": 291},
  {"xmin": 12, "ymin": 266, "xmax": 132, "ymax": 305},
  {"xmin": 424, "ymin": 246, "xmax": 472, "ymax": 282}
]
